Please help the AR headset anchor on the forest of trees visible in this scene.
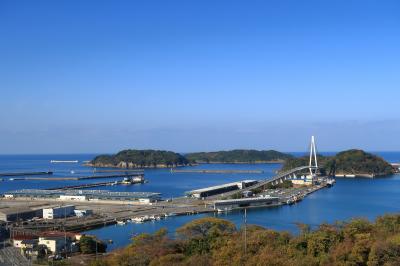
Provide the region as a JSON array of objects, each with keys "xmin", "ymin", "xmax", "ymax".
[
  {"xmin": 89, "ymin": 149, "xmax": 293, "ymax": 168},
  {"xmin": 90, "ymin": 149, "xmax": 190, "ymax": 168},
  {"xmin": 281, "ymin": 149, "xmax": 395, "ymax": 176},
  {"xmin": 185, "ymin": 150, "xmax": 293, "ymax": 163},
  {"xmin": 89, "ymin": 215, "xmax": 400, "ymax": 266}
]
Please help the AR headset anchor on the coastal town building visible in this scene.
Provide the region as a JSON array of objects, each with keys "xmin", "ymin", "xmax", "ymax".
[
  {"xmin": 0, "ymin": 207, "xmax": 43, "ymax": 222},
  {"xmin": 43, "ymin": 205, "xmax": 75, "ymax": 219}
]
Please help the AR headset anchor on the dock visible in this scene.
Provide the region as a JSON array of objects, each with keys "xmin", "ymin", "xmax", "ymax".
[
  {"xmin": 171, "ymin": 169, "xmax": 264, "ymax": 174},
  {"xmin": 0, "ymin": 171, "xmax": 53, "ymax": 177},
  {"xmin": 186, "ymin": 180, "xmax": 258, "ymax": 198},
  {"xmin": 47, "ymin": 178, "xmax": 145, "ymax": 190},
  {"xmin": 9, "ymin": 173, "xmax": 144, "ymax": 181},
  {"xmin": 47, "ymin": 181, "xmax": 120, "ymax": 190},
  {"xmin": 93, "ymin": 169, "xmax": 144, "ymax": 173}
]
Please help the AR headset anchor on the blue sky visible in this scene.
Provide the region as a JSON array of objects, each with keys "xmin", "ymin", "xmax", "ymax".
[{"xmin": 1, "ymin": 0, "xmax": 400, "ymax": 153}]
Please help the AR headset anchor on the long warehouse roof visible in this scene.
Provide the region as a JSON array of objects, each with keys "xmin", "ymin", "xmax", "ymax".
[{"xmin": 186, "ymin": 180, "xmax": 257, "ymax": 194}]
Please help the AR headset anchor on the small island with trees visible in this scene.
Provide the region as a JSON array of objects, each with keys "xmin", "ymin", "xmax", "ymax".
[
  {"xmin": 88, "ymin": 149, "xmax": 190, "ymax": 168},
  {"xmin": 281, "ymin": 149, "xmax": 396, "ymax": 177},
  {"xmin": 185, "ymin": 149, "xmax": 293, "ymax": 164}
]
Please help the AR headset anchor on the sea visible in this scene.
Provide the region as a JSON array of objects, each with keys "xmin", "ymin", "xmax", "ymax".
[{"xmin": 0, "ymin": 152, "xmax": 399, "ymax": 251}]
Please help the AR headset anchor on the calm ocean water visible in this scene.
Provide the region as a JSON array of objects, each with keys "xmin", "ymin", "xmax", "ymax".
[{"xmin": 0, "ymin": 152, "xmax": 399, "ymax": 251}]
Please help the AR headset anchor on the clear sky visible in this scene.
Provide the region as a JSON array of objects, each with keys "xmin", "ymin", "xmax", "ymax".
[{"xmin": 1, "ymin": 0, "xmax": 400, "ymax": 154}]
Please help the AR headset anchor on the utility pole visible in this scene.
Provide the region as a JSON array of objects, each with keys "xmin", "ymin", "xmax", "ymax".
[
  {"xmin": 64, "ymin": 205, "xmax": 67, "ymax": 258},
  {"xmin": 244, "ymin": 208, "xmax": 247, "ymax": 256}
]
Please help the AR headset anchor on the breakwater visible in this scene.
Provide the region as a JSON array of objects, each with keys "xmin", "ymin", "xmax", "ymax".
[
  {"xmin": 171, "ymin": 169, "xmax": 264, "ymax": 174},
  {"xmin": 10, "ymin": 173, "xmax": 143, "ymax": 181},
  {"xmin": 0, "ymin": 171, "xmax": 53, "ymax": 177}
]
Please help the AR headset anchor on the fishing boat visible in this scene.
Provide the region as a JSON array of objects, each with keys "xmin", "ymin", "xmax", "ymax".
[
  {"xmin": 132, "ymin": 217, "xmax": 144, "ymax": 223},
  {"xmin": 327, "ymin": 178, "xmax": 336, "ymax": 187}
]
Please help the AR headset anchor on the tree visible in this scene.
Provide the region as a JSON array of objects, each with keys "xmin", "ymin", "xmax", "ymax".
[
  {"xmin": 177, "ymin": 217, "xmax": 236, "ymax": 239},
  {"xmin": 79, "ymin": 236, "xmax": 107, "ymax": 254},
  {"xmin": 177, "ymin": 217, "xmax": 236, "ymax": 256}
]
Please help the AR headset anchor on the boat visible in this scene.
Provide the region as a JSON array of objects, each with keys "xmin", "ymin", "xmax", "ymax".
[
  {"xmin": 132, "ymin": 176, "xmax": 145, "ymax": 183},
  {"xmin": 132, "ymin": 217, "xmax": 144, "ymax": 223},
  {"xmin": 121, "ymin": 177, "xmax": 136, "ymax": 185},
  {"xmin": 116, "ymin": 220, "xmax": 126, "ymax": 225},
  {"xmin": 164, "ymin": 212, "xmax": 177, "ymax": 217},
  {"xmin": 286, "ymin": 198, "xmax": 295, "ymax": 205},
  {"xmin": 326, "ymin": 178, "xmax": 336, "ymax": 187},
  {"xmin": 132, "ymin": 215, "xmax": 152, "ymax": 223},
  {"xmin": 50, "ymin": 160, "xmax": 78, "ymax": 163},
  {"xmin": 217, "ymin": 207, "xmax": 232, "ymax": 213}
]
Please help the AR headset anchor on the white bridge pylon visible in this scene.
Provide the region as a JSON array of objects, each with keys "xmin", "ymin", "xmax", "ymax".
[{"xmin": 309, "ymin": 136, "xmax": 318, "ymax": 176}]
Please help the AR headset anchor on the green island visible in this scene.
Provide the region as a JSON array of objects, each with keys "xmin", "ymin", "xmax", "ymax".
[
  {"xmin": 89, "ymin": 149, "xmax": 190, "ymax": 168},
  {"xmin": 281, "ymin": 149, "xmax": 395, "ymax": 177},
  {"xmin": 88, "ymin": 149, "xmax": 292, "ymax": 168},
  {"xmin": 185, "ymin": 149, "xmax": 293, "ymax": 164},
  {"xmin": 90, "ymin": 215, "xmax": 400, "ymax": 266}
]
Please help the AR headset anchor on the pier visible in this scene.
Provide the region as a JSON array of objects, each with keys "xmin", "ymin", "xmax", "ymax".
[
  {"xmin": 186, "ymin": 180, "xmax": 258, "ymax": 198},
  {"xmin": 47, "ymin": 177, "xmax": 145, "ymax": 190},
  {"xmin": 0, "ymin": 171, "xmax": 53, "ymax": 177},
  {"xmin": 47, "ymin": 181, "xmax": 121, "ymax": 190},
  {"xmin": 171, "ymin": 169, "xmax": 264, "ymax": 174},
  {"xmin": 9, "ymin": 173, "xmax": 144, "ymax": 181},
  {"xmin": 93, "ymin": 169, "xmax": 144, "ymax": 173}
]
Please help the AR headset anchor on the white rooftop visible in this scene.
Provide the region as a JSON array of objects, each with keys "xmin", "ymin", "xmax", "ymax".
[{"xmin": 187, "ymin": 180, "xmax": 257, "ymax": 194}]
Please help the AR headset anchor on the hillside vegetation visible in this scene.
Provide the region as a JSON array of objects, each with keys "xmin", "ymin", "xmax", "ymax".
[
  {"xmin": 90, "ymin": 215, "xmax": 400, "ymax": 266},
  {"xmin": 89, "ymin": 149, "xmax": 293, "ymax": 168},
  {"xmin": 281, "ymin": 149, "xmax": 395, "ymax": 176},
  {"xmin": 89, "ymin": 149, "xmax": 190, "ymax": 168},
  {"xmin": 186, "ymin": 149, "xmax": 293, "ymax": 163}
]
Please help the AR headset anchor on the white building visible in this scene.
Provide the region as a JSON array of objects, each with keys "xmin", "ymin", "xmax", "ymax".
[
  {"xmin": 290, "ymin": 175, "xmax": 314, "ymax": 186},
  {"xmin": 43, "ymin": 205, "xmax": 75, "ymax": 219},
  {"xmin": 59, "ymin": 195, "xmax": 86, "ymax": 201},
  {"xmin": 38, "ymin": 231, "xmax": 81, "ymax": 253},
  {"xmin": 38, "ymin": 236, "xmax": 67, "ymax": 253},
  {"xmin": 74, "ymin": 209, "xmax": 93, "ymax": 217}
]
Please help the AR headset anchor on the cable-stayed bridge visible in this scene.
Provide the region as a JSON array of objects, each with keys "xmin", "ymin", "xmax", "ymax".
[{"xmin": 208, "ymin": 136, "xmax": 320, "ymax": 199}]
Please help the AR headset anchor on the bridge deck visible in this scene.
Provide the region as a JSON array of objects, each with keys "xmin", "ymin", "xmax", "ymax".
[{"xmin": 208, "ymin": 165, "xmax": 315, "ymax": 199}]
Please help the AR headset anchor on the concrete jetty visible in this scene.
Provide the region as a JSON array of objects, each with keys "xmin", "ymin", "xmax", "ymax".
[
  {"xmin": 93, "ymin": 169, "xmax": 144, "ymax": 173},
  {"xmin": 171, "ymin": 169, "xmax": 264, "ymax": 174},
  {"xmin": 0, "ymin": 171, "xmax": 53, "ymax": 177},
  {"xmin": 10, "ymin": 173, "xmax": 143, "ymax": 181}
]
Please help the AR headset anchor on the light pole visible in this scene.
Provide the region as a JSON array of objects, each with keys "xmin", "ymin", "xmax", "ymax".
[{"xmin": 244, "ymin": 208, "xmax": 247, "ymax": 256}]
